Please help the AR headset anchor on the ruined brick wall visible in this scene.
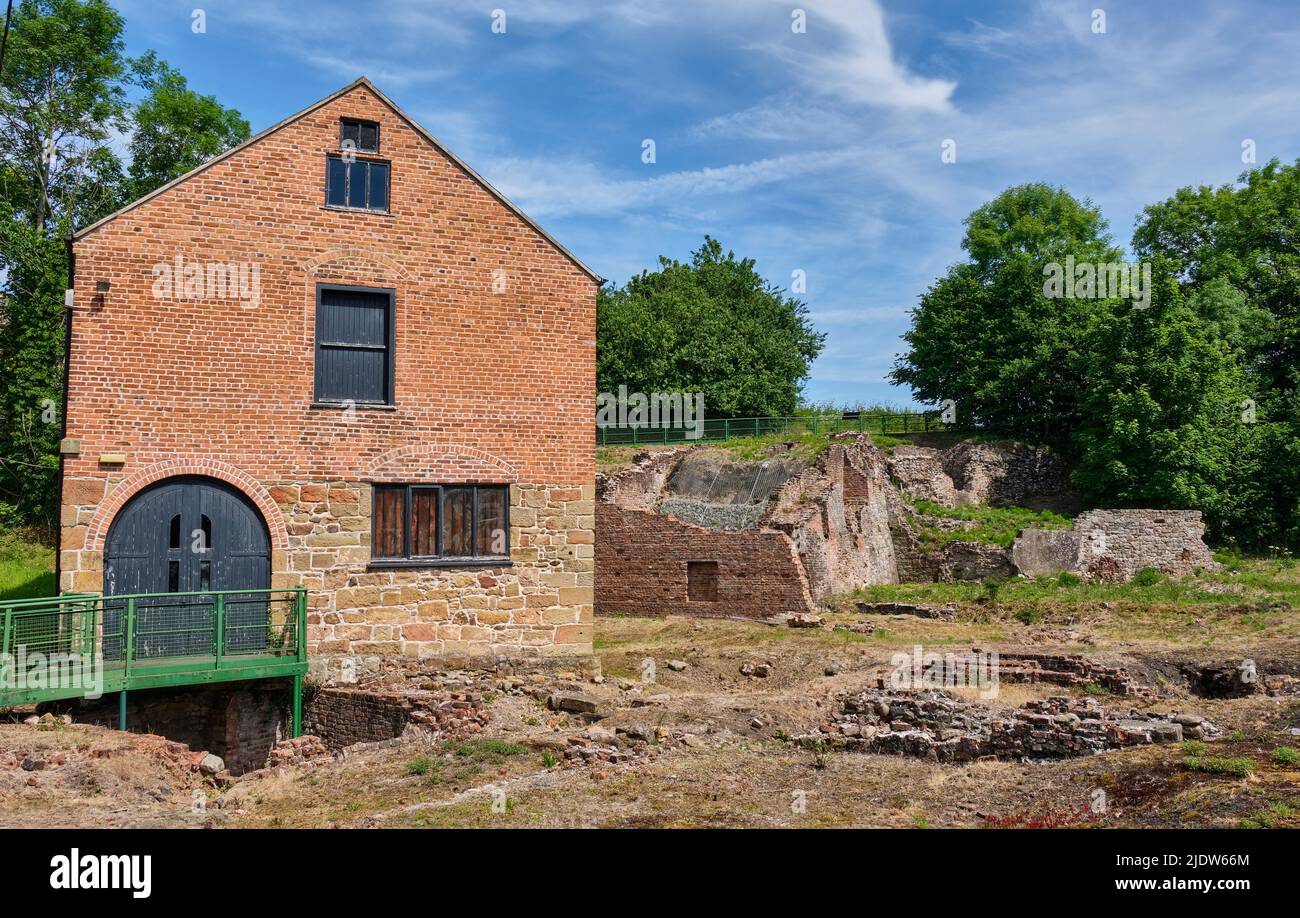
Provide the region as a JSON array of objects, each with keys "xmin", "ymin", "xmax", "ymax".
[
  {"xmin": 595, "ymin": 503, "xmax": 814, "ymax": 618},
  {"xmin": 303, "ymin": 687, "xmax": 410, "ymax": 749},
  {"xmin": 1012, "ymin": 509, "xmax": 1219, "ymax": 581},
  {"xmin": 49, "ymin": 681, "xmax": 290, "ymax": 774},
  {"xmin": 885, "ymin": 441, "xmax": 1072, "ymax": 511},
  {"xmin": 60, "ymin": 80, "xmax": 596, "ymax": 667}
]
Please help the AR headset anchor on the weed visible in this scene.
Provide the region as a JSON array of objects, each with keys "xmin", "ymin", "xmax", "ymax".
[{"xmin": 1271, "ymin": 746, "xmax": 1299, "ymax": 766}]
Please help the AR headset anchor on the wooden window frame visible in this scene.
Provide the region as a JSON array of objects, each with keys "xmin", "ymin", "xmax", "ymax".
[
  {"xmin": 324, "ymin": 154, "xmax": 391, "ymax": 214},
  {"xmin": 369, "ymin": 484, "xmax": 511, "ymax": 569},
  {"xmin": 312, "ymin": 283, "xmax": 396, "ymax": 408},
  {"xmin": 339, "ymin": 118, "xmax": 381, "ymax": 154}
]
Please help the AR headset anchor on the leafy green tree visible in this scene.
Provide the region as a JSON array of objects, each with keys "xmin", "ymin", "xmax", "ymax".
[
  {"xmin": 1069, "ymin": 259, "xmax": 1259, "ymax": 544},
  {"xmin": 126, "ymin": 52, "xmax": 249, "ymax": 199},
  {"xmin": 891, "ymin": 184, "xmax": 1121, "ymax": 444},
  {"xmin": 0, "ymin": 0, "xmax": 248, "ymax": 528},
  {"xmin": 596, "ymin": 237, "xmax": 825, "ymax": 417},
  {"xmin": 1134, "ymin": 160, "xmax": 1300, "ymax": 548}
]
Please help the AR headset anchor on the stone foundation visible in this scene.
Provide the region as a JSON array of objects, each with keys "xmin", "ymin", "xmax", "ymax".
[
  {"xmin": 807, "ymin": 688, "xmax": 1218, "ymax": 762},
  {"xmin": 59, "ymin": 478, "xmax": 595, "ymax": 681}
]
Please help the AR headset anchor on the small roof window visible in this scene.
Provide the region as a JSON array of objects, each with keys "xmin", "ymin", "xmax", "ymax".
[{"xmin": 340, "ymin": 118, "xmax": 379, "ymax": 154}]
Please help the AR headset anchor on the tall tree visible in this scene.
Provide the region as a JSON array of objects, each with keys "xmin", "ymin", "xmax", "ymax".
[
  {"xmin": 891, "ymin": 184, "xmax": 1120, "ymax": 444},
  {"xmin": 597, "ymin": 237, "xmax": 825, "ymax": 418},
  {"xmin": 1070, "ymin": 258, "xmax": 1258, "ymax": 544},
  {"xmin": 126, "ymin": 52, "xmax": 249, "ymax": 199},
  {"xmin": 0, "ymin": 0, "xmax": 248, "ymax": 528}
]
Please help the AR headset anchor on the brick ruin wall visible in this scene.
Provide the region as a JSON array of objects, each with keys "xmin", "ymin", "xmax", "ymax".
[
  {"xmin": 45, "ymin": 681, "xmax": 291, "ymax": 774},
  {"xmin": 594, "ymin": 503, "xmax": 814, "ymax": 618},
  {"xmin": 596, "ymin": 439, "xmax": 1222, "ymax": 619}
]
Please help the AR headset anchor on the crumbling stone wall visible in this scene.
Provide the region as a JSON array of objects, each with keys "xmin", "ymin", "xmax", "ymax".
[
  {"xmin": 1013, "ymin": 509, "xmax": 1219, "ymax": 581},
  {"xmin": 595, "ymin": 503, "xmax": 814, "ymax": 618},
  {"xmin": 806, "ymin": 688, "xmax": 1216, "ymax": 762},
  {"xmin": 766, "ymin": 438, "xmax": 902, "ymax": 597},
  {"xmin": 304, "ymin": 684, "xmax": 493, "ymax": 749},
  {"xmin": 885, "ymin": 440, "xmax": 1072, "ymax": 510}
]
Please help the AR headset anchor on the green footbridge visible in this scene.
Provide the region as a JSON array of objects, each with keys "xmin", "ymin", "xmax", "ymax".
[{"xmin": 0, "ymin": 588, "xmax": 307, "ymax": 735}]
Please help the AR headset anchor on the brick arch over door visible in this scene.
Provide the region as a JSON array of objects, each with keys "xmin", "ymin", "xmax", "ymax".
[
  {"xmin": 368, "ymin": 444, "xmax": 520, "ymax": 483},
  {"xmin": 86, "ymin": 459, "xmax": 289, "ymax": 552},
  {"xmin": 301, "ymin": 247, "xmax": 412, "ymax": 280}
]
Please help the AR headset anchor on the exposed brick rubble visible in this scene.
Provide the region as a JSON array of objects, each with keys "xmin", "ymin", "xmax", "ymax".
[
  {"xmin": 989, "ymin": 651, "xmax": 1156, "ymax": 699},
  {"xmin": 806, "ymin": 689, "xmax": 1218, "ymax": 763},
  {"xmin": 560, "ymin": 726, "xmax": 665, "ymax": 771},
  {"xmin": 267, "ymin": 735, "xmax": 331, "ymax": 767}
]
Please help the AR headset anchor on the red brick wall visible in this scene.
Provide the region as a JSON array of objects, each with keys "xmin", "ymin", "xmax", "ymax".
[
  {"xmin": 66, "ymin": 81, "xmax": 595, "ymax": 492},
  {"xmin": 595, "ymin": 504, "xmax": 814, "ymax": 618},
  {"xmin": 59, "ymin": 82, "xmax": 597, "ymax": 663}
]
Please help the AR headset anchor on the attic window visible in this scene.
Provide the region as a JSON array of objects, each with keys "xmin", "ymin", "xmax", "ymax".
[{"xmin": 340, "ymin": 118, "xmax": 379, "ymax": 153}]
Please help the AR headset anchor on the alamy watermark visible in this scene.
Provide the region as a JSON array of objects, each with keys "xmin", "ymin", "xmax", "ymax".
[
  {"xmin": 889, "ymin": 645, "xmax": 1000, "ymax": 699},
  {"xmin": 596, "ymin": 385, "xmax": 705, "ymax": 440},
  {"xmin": 1043, "ymin": 255, "xmax": 1151, "ymax": 310},
  {"xmin": 0, "ymin": 646, "xmax": 103, "ymax": 699},
  {"xmin": 152, "ymin": 254, "xmax": 261, "ymax": 308}
]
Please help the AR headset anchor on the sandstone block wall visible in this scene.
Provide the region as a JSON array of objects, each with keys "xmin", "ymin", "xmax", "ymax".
[{"xmin": 1012, "ymin": 509, "xmax": 1219, "ymax": 581}]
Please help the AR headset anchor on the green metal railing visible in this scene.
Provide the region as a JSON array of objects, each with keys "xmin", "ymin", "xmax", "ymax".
[
  {"xmin": 0, "ymin": 587, "xmax": 307, "ymax": 734},
  {"xmin": 596, "ymin": 411, "xmax": 944, "ymax": 446}
]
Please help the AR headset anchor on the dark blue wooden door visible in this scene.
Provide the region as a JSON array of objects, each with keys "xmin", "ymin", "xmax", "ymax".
[{"xmin": 104, "ymin": 477, "xmax": 271, "ymax": 658}]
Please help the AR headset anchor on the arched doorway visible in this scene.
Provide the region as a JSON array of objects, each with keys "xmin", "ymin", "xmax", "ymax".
[{"xmin": 104, "ymin": 476, "xmax": 271, "ymax": 657}]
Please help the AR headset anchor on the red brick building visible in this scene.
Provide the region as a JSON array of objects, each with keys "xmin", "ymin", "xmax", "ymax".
[{"xmin": 60, "ymin": 78, "xmax": 599, "ymax": 677}]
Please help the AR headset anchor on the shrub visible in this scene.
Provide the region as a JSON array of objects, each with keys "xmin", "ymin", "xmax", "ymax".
[{"xmin": 1132, "ymin": 567, "xmax": 1164, "ymax": 587}]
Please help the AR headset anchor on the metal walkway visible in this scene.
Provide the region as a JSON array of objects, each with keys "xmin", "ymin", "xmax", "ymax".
[{"xmin": 0, "ymin": 588, "xmax": 307, "ymax": 734}]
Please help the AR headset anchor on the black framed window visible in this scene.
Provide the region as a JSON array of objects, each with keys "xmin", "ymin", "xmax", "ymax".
[
  {"xmin": 326, "ymin": 155, "xmax": 389, "ymax": 211},
  {"xmin": 314, "ymin": 285, "xmax": 395, "ymax": 405},
  {"xmin": 372, "ymin": 485, "xmax": 510, "ymax": 563},
  {"xmin": 340, "ymin": 118, "xmax": 380, "ymax": 153}
]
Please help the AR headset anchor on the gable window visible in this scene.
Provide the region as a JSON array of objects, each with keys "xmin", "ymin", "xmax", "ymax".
[
  {"xmin": 326, "ymin": 155, "xmax": 389, "ymax": 212},
  {"xmin": 372, "ymin": 484, "xmax": 510, "ymax": 564},
  {"xmin": 314, "ymin": 285, "xmax": 394, "ymax": 405},
  {"xmin": 340, "ymin": 118, "xmax": 380, "ymax": 153}
]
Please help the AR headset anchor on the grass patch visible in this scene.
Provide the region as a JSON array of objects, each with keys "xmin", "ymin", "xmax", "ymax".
[
  {"xmin": 405, "ymin": 755, "xmax": 434, "ymax": 776},
  {"xmin": 1240, "ymin": 803, "xmax": 1296, "ymax": 828},
  {"xmin": 0, "ymin": 529, "xmax": 56, "ymax": 602},
  {"xmin": 446, "ymin": 738, "xmax": 525, "ymax": 762},
  {"xmin": 1183, "ymin": 755, "xmax": 1255, "ymax": 777},
  {"xmin": 1271, "ymin": 746, "xmax": 1299, "ymax": 766},
  {"xmin": 909, "ymin": 500, "xmax": 1073, "ymax": 549}
]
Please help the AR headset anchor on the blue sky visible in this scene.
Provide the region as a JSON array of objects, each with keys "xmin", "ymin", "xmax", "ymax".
[{"xmin": 113, "ymin": 0, "xmax": 1300, "ymax": 408}]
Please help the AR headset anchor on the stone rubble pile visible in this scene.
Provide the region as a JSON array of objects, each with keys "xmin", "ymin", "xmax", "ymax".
[
  {"xmin": 805, "ymin": 688, "xmax": 1219, "ymax": 763},
  {"xmin": 267, "ymin": 735, "xmax": 332, "ymax": 768}
]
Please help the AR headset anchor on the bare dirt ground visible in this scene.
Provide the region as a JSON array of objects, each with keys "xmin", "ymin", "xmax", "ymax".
[{"xmin": 3, "ymin": 591, "xmax": 1297, "ymax": 829}]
